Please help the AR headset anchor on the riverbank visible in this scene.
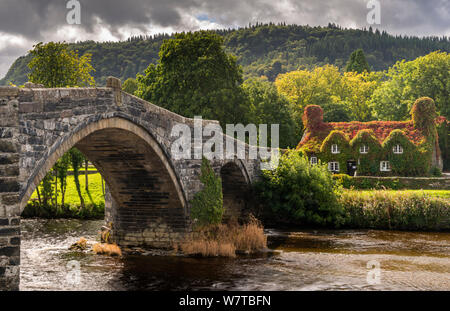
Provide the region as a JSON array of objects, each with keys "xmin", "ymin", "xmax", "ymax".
[{"xmin": 23, "ymin": 173, "xmax": 104, "ymax": 219}]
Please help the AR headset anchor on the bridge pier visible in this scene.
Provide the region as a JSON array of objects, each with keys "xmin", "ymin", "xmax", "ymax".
[{"xmin": 0, "ymin": 217, "xmax": 20, "ymax": 291}]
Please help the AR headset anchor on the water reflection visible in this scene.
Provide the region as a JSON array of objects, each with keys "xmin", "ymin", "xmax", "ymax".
[{"xmin": 20, "ymin": 219, "xmax": 450, "ymax": 291}]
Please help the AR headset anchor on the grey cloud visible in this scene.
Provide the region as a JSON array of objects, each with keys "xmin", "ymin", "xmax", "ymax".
[
  {"xmin": 0, "ymin": 0, "xmax": 448, "ymax": 77},
  {"xmin": 0, "ymin": 0, "xmax": 448, "ymax": 40}
]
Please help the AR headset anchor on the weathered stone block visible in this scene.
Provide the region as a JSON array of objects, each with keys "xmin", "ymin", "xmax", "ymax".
[
  {"xmin": 0, "ymin": 141, "xmax": 17, "ymax": 153},
  {"xmin": 0, "ymin": 246, "xmax": 19, "ymax": 257},
  {"xmin": 0, "ymin": 180, "xmax": 20, "ymax": 193}
]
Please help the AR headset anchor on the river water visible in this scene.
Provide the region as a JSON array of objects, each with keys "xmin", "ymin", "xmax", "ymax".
[{"xmin": 20, "ymin": 219, "xmax": 450, "ymax": 291}]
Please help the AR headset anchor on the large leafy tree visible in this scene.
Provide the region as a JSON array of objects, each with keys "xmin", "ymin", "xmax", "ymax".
[
  {"xmin": 370, "ymin": 51, "xmax": 450, "ymax": 120},
  {"xmin": 275, "ymin": 65, "xmax": 380, "ymax": 123},
  {"xmin": 136, "ymin": 31, "xmax": 249, "ymax": 126},
  {"xmin": 28, "ymin": 42, "xmax": 95, "ymax": 87},
  {"xmin": 243, "ymin": 77, "xmax": 299, "ymax": 148},
  {"xmin": 345, "ymin": 49, "xmax": 371, "ymax": 73}
]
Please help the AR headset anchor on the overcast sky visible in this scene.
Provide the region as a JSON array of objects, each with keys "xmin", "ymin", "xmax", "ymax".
[{"xmin": 0, "ymin": 0, "xmax": 449, "ymax": 78}]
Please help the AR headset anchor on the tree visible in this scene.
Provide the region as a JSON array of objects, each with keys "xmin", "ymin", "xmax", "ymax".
[
  {"xmin": 243, "ymin": 77, "xmax": 300, "ymax": 148},
  {"xmin": 345, "ymin": 49, "xmax": 371, "ymax": 73},
  {"xmin": 122, "ymin": 77, "xmax": 138, "ymax": 94},
  {"xmin": 190, "ymin": 157, "xmax": 223, "ymax": 227},
  {"xmin": 28, "ymin": 42, "xmax": 95, "ymax": 87},
  {"xmin": 370, "ymin": 51, "xmax": 449, "ymax": 120},
  {"xmin": 275, "ymin": 65, "xmax": 379, "ymax": 124},
  {"xmin": 136, "ymin": 31, "xmax": 249, "ymax": 126},
  {"xmin": 54, "ymin": 153, "xmax": 71, "ymax": 208},
  {"xmin": 69, "ymin": 148, "xmax": 85, "ymax": 209}
]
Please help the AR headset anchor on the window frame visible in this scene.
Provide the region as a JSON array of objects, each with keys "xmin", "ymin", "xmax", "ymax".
[
  {"xmin": 331, "ymin": 144, "xmax": 340, "ymax": 154},
  {"xmin": 328, "ymin": 161, "xmax": 340, "ymax": 172},
  {"xmin": 359, "ymin": 144, "xmax": 369, "ymax": 154},
  {"xmin": 380, "ymin": 161, "xmax": 391, "ymax": 172},
  {"xmin": 310, "ymin": 156, "xmax": 318, "ymax": 165},
  {"xmin": 393, "ymin": 144, "xmax": 403, "ymax": 154}
]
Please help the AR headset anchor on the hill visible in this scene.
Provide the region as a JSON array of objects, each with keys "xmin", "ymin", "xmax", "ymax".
[{"xmin": 1, "ymin": 23, "xmax": 449, "ymax": 86}]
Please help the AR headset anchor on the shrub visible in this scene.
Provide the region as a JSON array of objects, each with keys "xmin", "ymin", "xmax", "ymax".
[
  {"xmin": 430, "ymin": 166, "xmax": 443, "ymax": 177},
  {"xmin": 190, "ymin": 157, "xmax": 224, "ymax": 227},
  {"xmin": 254, "ymin": 150, "xmax": 344, "ymax": 226}
]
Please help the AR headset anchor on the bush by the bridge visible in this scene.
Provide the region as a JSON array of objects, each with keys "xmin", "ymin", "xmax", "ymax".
[
  {"xmin": 255, "ymin": 150, "xmax": 344, "ymax": 227},
  {"xmin": 190, "ymin": 157, "xmax": 224, "ymax": 227},
  {"xmin": 340, "ymin": 190, "xmax": 450, "ymax": 230}
]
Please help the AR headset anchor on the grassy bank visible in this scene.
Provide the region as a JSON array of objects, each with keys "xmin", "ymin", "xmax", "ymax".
[
  {"xmin": 23, "ymin": 173, "xmax": 105, "ymax": 219},
  {"xmin": 340, "ymin": 190, "xmax": 450, "ymax": 231}
]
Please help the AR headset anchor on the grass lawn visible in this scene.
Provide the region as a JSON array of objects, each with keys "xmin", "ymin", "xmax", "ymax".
[
  {"xmin": 30, "ymin": 173, "xmax": 105, "ymax": 207},
  {"xmin": 350, "ymin": 189, "xmax": 450, "ymax": 199}
]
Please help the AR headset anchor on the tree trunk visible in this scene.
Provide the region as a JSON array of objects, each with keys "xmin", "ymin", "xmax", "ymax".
[{"xmin": 85, "ymin": 160, "xmax": 89, "ymax": 191}]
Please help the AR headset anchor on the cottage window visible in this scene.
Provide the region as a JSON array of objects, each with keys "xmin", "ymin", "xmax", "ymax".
[
  {"xmin": 328, "ymin": 162, "xmax": 339, "ymax": 172},
  {"xmin": 331, "ymin": 144, "xmax": 340, "ymax": 154},
  {"xmin": 380, "ymin": 161, "xmax": 391, "ymax": 172},
  {"xmin": 393, "ymin": 144, "xmax": 403, "ymax": 154},
  {"xmin": 359, "ymin": 145, "xmax": 369, "ymax": 154},
  {"xmin": 310, "ymin": 156, "xmax": 318, "ymax": 165}
]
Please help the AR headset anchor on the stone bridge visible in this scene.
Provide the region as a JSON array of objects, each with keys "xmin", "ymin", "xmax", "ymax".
[{"xmin": 0, "ymin": 77, "xmax": 272, "ymax": 290}]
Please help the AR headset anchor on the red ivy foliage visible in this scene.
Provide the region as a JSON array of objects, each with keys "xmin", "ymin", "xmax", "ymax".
[
  {"xmin": 298, "ymin": 107, "xmax": 427, "ymax": 152},
  {"xmin": 436, "ymin": 116, "xmax": 449, "ymax": 125},
  {"xmin": 302, "ymin": 105, "xmax": 324, "ymax": 131}
]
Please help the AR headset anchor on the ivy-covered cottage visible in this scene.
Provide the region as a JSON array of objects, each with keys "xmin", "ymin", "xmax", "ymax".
[{"xmin": 297, "ymin": 97, "xmax": 444, "ymax": 176}]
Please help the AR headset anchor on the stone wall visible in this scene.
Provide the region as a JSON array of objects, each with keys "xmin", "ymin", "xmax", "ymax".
[{"xmin": 0, "ymin": 218, "xmax": 20, "ymax": 290}]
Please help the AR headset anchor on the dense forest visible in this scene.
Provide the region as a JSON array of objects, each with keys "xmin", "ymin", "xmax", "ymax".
[{"xmin": 1, "ymin": 23, "xmax": 449, "ymax": 86}]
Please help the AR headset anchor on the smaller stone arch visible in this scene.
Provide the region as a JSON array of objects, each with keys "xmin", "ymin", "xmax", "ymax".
[{"xmin": 220, "ymin": 160, "xmax": 252, "ymax": 221}]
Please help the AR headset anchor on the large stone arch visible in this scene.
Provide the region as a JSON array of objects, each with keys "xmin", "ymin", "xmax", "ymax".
[{"xmin": 19, "ymin": 117, "xmax": 187, "ymax": 213}]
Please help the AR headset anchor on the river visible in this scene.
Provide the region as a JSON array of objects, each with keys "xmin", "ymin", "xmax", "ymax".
[{"xmin": 20, "ymin": 219, "xmax": 450, "ymax": 291}]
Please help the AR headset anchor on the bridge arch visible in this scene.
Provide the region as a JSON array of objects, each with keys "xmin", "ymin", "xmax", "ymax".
[
  {"xmin": 220, "ymin": 160, "xmax": 252, "ymax": 221},
  {"xmin": 20, "ymin": 117, "xmax": 187, "ymax": 213}
]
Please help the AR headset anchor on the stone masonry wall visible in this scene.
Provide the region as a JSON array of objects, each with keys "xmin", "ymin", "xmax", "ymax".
[{"xmin": 0, "ymin": 86, "xmax": 21, "ymax": 291}]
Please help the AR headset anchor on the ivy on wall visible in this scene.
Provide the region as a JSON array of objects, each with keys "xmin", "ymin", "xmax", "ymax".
[
  {"xmin": 349, "ymin": 129, "xmax": 382, "ymax": 175},
  {"xmin": 300, "ymin": 97, "xmax": 442, "ymax": 176},
  {"xmin": 382, "ymin": 129, "xmax": 429, "ymax": 176},
  {"xmin": 319, "ymin": 130, "xmax": 351, "ymax": 174}
]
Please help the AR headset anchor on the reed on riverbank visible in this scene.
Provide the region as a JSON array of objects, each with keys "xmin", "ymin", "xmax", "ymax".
[{"xmin": 180, "ymin": 216, "xmax": 267, "ymax": 257}]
